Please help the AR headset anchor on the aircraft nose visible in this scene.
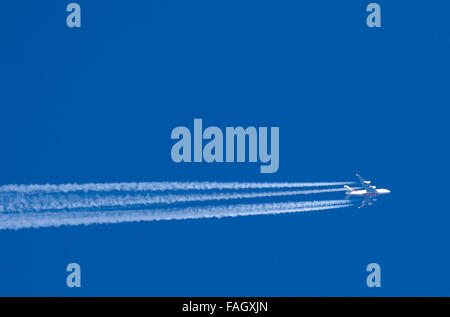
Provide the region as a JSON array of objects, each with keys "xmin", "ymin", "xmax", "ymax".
[{"xmin": 386, "ymin": 189, "xmax": 391, "ymax": 194}]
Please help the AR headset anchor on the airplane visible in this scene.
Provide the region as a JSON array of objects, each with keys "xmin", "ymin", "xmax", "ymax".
[{"xmin": 344, "ymin": 174, "xmax": 391, "ymax": 208}]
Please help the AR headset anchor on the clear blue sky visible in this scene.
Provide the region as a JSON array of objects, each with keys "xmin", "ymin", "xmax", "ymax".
[{"xmin": 0, "ymin": 0, "xmax": 449, "ymax": 296}]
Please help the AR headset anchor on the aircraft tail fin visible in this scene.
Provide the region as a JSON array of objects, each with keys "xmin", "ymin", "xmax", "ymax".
[
  {"xmin": 344, "ymin": 185, "xmax": 353, "ymax": 199},
  {"xmin": 344, "ymin": 185, "xmax": 354, "ymax": 192}
]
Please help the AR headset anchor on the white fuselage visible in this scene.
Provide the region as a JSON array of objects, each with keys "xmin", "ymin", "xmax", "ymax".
[{"xmin": 348, "ymin": 188, "xmax": 390, "ymax": 198}]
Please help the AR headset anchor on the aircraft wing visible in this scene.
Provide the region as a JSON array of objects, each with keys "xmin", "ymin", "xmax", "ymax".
[
  {"xmin": 358, "ymin": 197, "xmax": 372, "ymax": 209},
  {"xmin": 356, "ymin": 174, "xmax": 371, "ymax": 188}
]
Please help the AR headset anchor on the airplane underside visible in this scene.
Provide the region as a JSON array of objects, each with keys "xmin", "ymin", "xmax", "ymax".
[{"xmin": 344, "ymin": 174, "xmax": 390, "ymax": 209}]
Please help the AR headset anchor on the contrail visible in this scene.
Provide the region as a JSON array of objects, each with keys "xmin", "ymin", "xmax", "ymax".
[
  {"xmin": 0, "ymin": 200, "xmax": 352, "ymax": 230},
  {"xmin": 0, "ymin": 181, "xmax": 354, "ymax": 194},
  {"xmin": 0, "ymin": 188, "xmax": 346, "ymax": 213}
]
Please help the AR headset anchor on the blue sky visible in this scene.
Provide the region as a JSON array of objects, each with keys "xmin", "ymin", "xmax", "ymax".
[{"xmin": 0, "ymin": 0, "xmax": 449, "ymax": 296}]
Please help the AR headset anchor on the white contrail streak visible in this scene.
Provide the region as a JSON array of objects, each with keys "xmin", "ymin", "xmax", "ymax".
[
  {"xmin": 0, "ymin": 200, "xmax": 352, "ymax": 230},
  {"xmin": 0, "ymin": 188, "xmax": 346, "ymax": 212},
  {"xmin": 0, "ymin": 181, "xmax": 354, "ymax": 194}
]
